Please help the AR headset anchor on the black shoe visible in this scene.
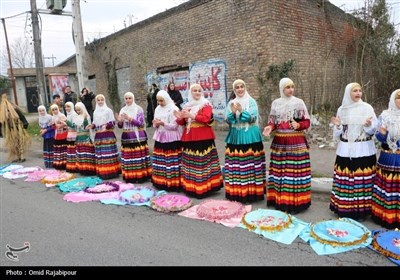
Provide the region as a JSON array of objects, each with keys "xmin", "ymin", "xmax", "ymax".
[{"xmin": 19, "ymin": 158, "xmax": 26, "ymax": 163}]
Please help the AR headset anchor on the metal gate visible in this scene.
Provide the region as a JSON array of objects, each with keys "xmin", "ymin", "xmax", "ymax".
[{"xmin": 26, "ymin": 87, "xmax": 40, "ymax": 113}]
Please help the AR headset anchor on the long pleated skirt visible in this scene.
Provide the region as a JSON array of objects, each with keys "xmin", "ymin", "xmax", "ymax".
[
  {"xmin": 371, "ymin": 150, "xmax": 400, "ymax": 229},
  {"xmin": 267, "ymin": 132, "xmax": 311, "ymax": 213},
  {"xmin": 121, "ymin": 140, "xmax": 152, "ymax": 183},
  {"xmin": 93, "ymin": 130, "xmax": 121, "ymax": 179},
  {"xmin": 53, "ymin": 138, "xmax": 68, "ymax": 170},
  {"xmin": 330, "ymin": 154, "xmax": 376, "ymax": 219},
  {"xmin": 43, "ymin": 138, "xmax": 54, "ymax": 168},
  {"xmin": 225, "ymin": 142, "xmax": 266, "ymax": 203},
  {"xmin": 181, "ymin": 139, "xmax": 223, "ymax": 198},
  {"xmin": 66, "ymin": 140, "xmax": 78, "ymax": 173},
  {"xmin": 76, "ymin": 139, "xmax": 96, "ymax": 176},
  {"xmin": 152, "ymin": 140, "xmax": 182, "ymax": 191}
]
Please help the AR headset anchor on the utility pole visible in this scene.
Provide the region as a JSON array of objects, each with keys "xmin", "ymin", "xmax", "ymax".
[
  {"xmin": 44, "ymin": 55, "xmax": 57, "ymax": 67},
  {"xmin": 71, "ymin": 0, "xmax": 88, "ymax": 90},
  {"xmin": 1, "ymin": 18, "xmax": 18, "ymax": 105},
  {"xmin": 30, "ymin": 0, "xmax": 47, "ymax": 106}
]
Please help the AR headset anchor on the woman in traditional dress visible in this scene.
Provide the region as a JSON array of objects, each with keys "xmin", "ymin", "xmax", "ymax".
[
  {"xmin": 263, "ymin": 77, "xmax": 311, "ymax": 213},
  {"xmin": 69, "ymin": 102, "xmax": 96, "ymax": 175},
  {"xmin": 115, "ymin": 92, "xmax": 151, "ymax": 183},
  {"xmin": 64, "ymin": 101, "xmax": 78, "ymax": 173},
  {"xmin": 50, "ymin": 104, "xmax": 68, "ymax": 170},
  {"xmin": 330, "ymin": 82, "xmax": 377, "ymax": 220},
  {"xmin": 151, "ymin": 90, "xmax": 182, "ymax": 191},
  {"xmin": 38, "ymin": 105, "xmax": 55, "ymax": 168},
  {"xmin": 372, "ymin": 89, "xmax": 400, "ymax": 228},
  {"xmin": 225, "ymin": 79, "xmax": 266, "ymax": 203},
  {"xmin": 174, "ymin": 83, "xmax": 223, "ymax": 198},
  {"xmin": 90, "ymin": 94, "xmax": 120, "ymax": 179}
]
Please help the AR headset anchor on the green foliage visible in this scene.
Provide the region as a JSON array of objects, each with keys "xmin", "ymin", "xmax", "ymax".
[
  {"xmin": 0, "ymin": 76, "xmax": 11, "ymax": 91},
  {"xmin": 256, "ymin": 59, "xmax": 296, "ymax": 127},
  {"xmin": 350, "ymin": 0, "xmax": 400, "ymax": 99},
  {"xmin": 266, "ymin": 59, "xmax": 296, "ymax": 85},
  {"xmin": 26, "ymin": 120, "xmax": 40, "ymax": 136}
]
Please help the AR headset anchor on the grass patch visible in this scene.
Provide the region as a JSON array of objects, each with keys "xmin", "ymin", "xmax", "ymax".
[{"xmin": 26, "ymin": 121, "xmax": 40, "ymax": 136}]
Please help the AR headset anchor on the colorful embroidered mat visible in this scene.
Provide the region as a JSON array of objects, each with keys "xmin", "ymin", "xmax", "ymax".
[
  {"xmin": 25, "ymin": 169, "xmax": 61, "ymax": 182},
  {"xmin": 369, "ymin": 229, "xmax": 400, "ymax": 266},
  {"xmin": 41, "ymin": 171, "xmax": 75, "ymax": 187},
  {"xmin": 178, "ymin": 199, "xmax": 251, "ymax": 228},
  {"xmin": 64, "ymin": 181, "xmax": 135, "ymax": 203},
  {"xmin": 150, "ymin": 194, "xmax": 192, "ymax": 213},
  {"xmin": 238, "ymin": 209, "xmax": 309, "ymax": 245},
  {"xmin": 300, "ymin": 218, "xmax": 372, "ymax": 255},
  {"xmin": 56, "ymin": 177, "xmax": 103, "ymax": 193},
  {"xmin": 2, "ymin": 166, "xmax": 43, "ymax": 179},
  {"xmin": 101, "ymin": 186, "xmax": 165, "ymax": 206}
]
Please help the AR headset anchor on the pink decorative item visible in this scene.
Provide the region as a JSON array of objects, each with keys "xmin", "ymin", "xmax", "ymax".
[{"xmin": 150, "ymin": 194, "xmax": 192, "ymax": 213}]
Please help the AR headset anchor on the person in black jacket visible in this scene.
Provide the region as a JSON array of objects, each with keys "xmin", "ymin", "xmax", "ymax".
[
  {"xmin": 80, "ymin": 87, "xmax": 95, "ymax": 120},
  {"xmin": 167, "ymin": 82, "xmax": 184, "ymax": 110},
  {"xmin": 147, "ymin": 83, "xmax": 159, "ymax": 127}
]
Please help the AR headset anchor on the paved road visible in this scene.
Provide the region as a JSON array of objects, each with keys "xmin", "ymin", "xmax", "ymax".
[{"xmin": 0, "ymin": 115, "xmax": 394, "ymax": 267}]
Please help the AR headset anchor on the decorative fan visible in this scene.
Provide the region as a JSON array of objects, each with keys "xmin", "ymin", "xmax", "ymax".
[
  {"xmin": 83, "ymin": 181, "xmax": 119, "ymax": 193},
  {"xmin": 119, "ymin": 186, "xmax": 157, "ymax": 205},
  {"xmin": 242, "ymin": 209, "xmax": 292, "ymax": 232},
  {"xmin": 150, "ymin": 194, "xmax": 192, "ymax": 213},
  {"xmin": 371, "ymin": 230, "xmax": 400, "ymax": 260},
  {"xmin": 196, "ymin": 199, "xmax": 245, "ymax": 221}
]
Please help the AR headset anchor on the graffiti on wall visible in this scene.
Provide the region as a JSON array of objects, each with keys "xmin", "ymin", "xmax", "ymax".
[
  {"xmin": 145, "ymin": 59, "xmax": 227, "ymax": 121},
  {"xmin": 190, "ymin": 59, "xmax": 227, "ymax": 121},
  {"xmin": 48, "ymin": 74, "xmax": 69, "ymax": 100}
]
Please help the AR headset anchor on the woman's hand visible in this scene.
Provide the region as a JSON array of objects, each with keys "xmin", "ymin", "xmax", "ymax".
[
  {"xmin": 263, "ymin": 125, "xmax": 272, "ymax": 137},
  {"xmin": 290, "ymin": 120, "xmax": 299, "ymax": 130}
]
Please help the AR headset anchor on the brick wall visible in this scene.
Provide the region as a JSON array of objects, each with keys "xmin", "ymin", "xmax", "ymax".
[{"xmin": 86, "ymin": 0, "xmax": 358, "ymax": 119}]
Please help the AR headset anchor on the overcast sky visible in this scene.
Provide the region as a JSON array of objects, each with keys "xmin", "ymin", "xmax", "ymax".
[{"xmin": 1, "ymin": 0, "xmax": 399, "ymax": 76}]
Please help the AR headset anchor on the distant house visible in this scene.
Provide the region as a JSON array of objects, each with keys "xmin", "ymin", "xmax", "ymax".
[{"xmin": 7, "ymin": 55, "xmax": 77, "ymax": 112}]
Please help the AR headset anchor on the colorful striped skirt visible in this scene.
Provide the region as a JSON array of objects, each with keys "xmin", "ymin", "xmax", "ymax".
[
  {"xmin": 120, "ymin": 140, "xmax": 152, "ymax": 183},
  {"xmin": 330, "ymin": 154, "xmax": 376, "ymax": 219},
  {"xmin": 225, "ymin": 141, "xmax": 266, "ymax": 203},
  {"xmin": 181, "ymin": 139, "xmax": 223, "ymax": 198},
  {"xmin": 267, "ymin": 132, "xmax": 311, "ymax": 213},
  {"xmin": 76, "ymin": 139, "xmax": 96, "ymax": 176},
  {"xmin": 94, "ymin": 130, "xmax": 121, "ymax": 179},
  {"xmin": 53, "ymin": 138, "xmax": 68, "ymax": 170},
  {"xmin": 371, "ymin": 150, "xmax": 400, "ymax": 229},
  {"xmin": 66, "ymin": 140, "xmax": 78, "ymax": 173},
  {"xmin": 43, "ymin": 138, "xmax": 54, "ymax": 168},
  {"xmin": 152, "ymin": 140, "xmax": 182, "ymax": 191}
]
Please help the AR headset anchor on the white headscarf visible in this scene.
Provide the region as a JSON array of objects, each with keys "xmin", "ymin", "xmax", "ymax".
[
  {"xmin": 380, "ymin": 89, "xmax": 400, "ymax": 151},
  {"xmin": 65, "ymin": 101, "xmax": 78, "ymax": 123},
  {"xmin": 119, "ymin": 92, "xmax": 139, "ymax": 119},
  {"xmin": 37, "ymin": 105, "xmax": 52, "ymax": 128},
  {"xmin": 74, "ymin": 102, "xmax": 94, "ymax": 142},
  {"xmin": 269, "ymin": 78, "xmax": 310, "ymax": 125},
  {"xmin": 230, "ymin": 79, "xmax": 259, "ymax": 130},
  {"xmin": 154, "ymin": 90, "xmax": 178, "ymax": 132},
  {"xmin": 336, "ymin": 83, "xmax": 375, "ymax": 143},
  {"xmin": 182, "ymin": 83, "xmax": 210, "ymax": 133},
  {"xmin": 74, "ymin": 102, "xmax": 91, "ymax": 126},
  {"xmin": 93, "ymin": 94, "xmax": 115, "ymax": 126},
  {"xmin": 50, "ymin": 104, "xmax": 66, "ymax": 123},
  {"xmin": 119, "ymin": 92, "xmax": 143, "ymax": 140}
]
